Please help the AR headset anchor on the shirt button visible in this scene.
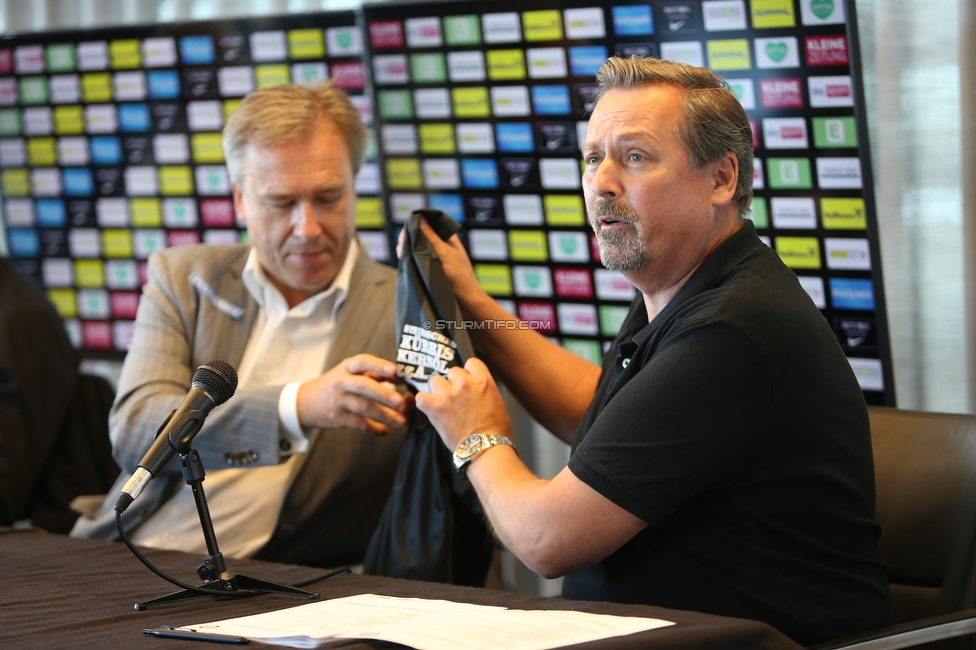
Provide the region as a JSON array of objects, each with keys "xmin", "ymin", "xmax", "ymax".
[{"xmin": 622, "ymin": 358, "xmax": 631, "ymax": 368}]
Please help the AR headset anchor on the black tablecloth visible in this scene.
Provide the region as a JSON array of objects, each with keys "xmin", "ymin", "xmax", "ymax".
[{"xmin": 0, "ymin": 527, "xmax": 803, "ymax": 649}]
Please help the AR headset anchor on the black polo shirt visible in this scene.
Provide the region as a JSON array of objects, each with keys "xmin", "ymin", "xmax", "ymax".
[{"xmin": 563, "ymin": 222, "xmax": 891, "ymax": 644}]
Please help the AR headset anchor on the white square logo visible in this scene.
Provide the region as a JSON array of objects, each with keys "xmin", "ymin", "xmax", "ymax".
[
  {"xmin": 539, "ymin": 158, "xmax": 581, "ymax": 189},
  {"xmin": 490, "ymin": 86, "xmax": 531, "ymax": 116},
  {"xmin": 703, "ymin": 0, "xmax": 748, "ymax": 31},
  {"xmin": 564, "ymin": 8, "xmax": 606, "ymax": 39},
  {"xmin": 482, "ymin": 13, "xmax": 522, "ymax": 43},
  {"xmin": 414, "ymin": 88, "xmax": 452, "ymax": 118},
  {"xmin": 771, "ymin": 197, "xmax": 816, "ymax": 229},
  {"xmin": 527, "ymin": 47, "xmax": 568, "ymax": 79},
  {"xmin": 762, "ymin": 117, "xmax": 808, "ymax": 149},
  {"xmin": 187, "ymin": 101, "xmax": 223, "ymax": 131},
  {"xmin": 816, "ymin": 157, "xmax": 862, "ymax": 188},
  {"xmin": 447, "ymin": 51, "xmax": 486, "ymax": 82},
  {"xmin": 405, "ymin": 17, "xmax": 443, "ymax": 48},
  {"xmin": 422, "ymin": 158, "xmax": 460, "ymax": 189},
  {"xmin": 381, "ymin": 124, "xmax": 418, "ymax": 155},
  {"xmin": 456, "ymin": 123, "xmax": 495, "ymax": 154},
  {"xmin": 503, "ymin": 194, "xmax": 544, "ymax": 225},
  {"xmin": 755, "ymin": 37, "xmax": 800, "ymax": 69}
]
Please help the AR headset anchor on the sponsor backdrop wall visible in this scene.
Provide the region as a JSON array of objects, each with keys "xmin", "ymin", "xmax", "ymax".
[{"xmin": 0, "ymin": 0, "xmax": 894, "ymax": 405}]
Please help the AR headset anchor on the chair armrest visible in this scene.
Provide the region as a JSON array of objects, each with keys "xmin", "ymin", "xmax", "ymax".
[{"xmin": 810, "ymin": 608, "xmax": 976, "ymax": 650}]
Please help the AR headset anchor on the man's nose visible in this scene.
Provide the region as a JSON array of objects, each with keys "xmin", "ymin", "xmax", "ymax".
[
  {"xmin": 291, "ymin": 202, "xmax": 321, "ymax": 239},
  {"xmin": 586, "ymin": 159, "xmax": 622, "ymax": 200}
]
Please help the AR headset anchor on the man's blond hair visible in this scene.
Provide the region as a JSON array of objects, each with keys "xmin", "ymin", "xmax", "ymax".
[
  {"xmin": 223, "ymin": 81, "xmax": 368, "ymax": 187},
  {"xmin": 595, "ymin": 56, "xmax": 754, "ymax": 215}
]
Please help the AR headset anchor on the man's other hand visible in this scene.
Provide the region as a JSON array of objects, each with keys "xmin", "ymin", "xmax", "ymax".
[
  {"xmin": 415, "ymin": 358, "xmax": 512, "ymax": 450},
  {"xmin": 297, "ymin": 354, "xmax": 410, "ymax": 435}
]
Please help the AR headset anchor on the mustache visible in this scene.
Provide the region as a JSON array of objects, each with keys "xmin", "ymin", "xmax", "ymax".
[{"xmin": 590, "ymin": 199, "xmax": 639, "ymax": 226}]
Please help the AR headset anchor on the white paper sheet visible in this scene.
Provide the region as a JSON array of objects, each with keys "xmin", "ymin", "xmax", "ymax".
[{"xmin": 180, "ymin": 593, "xmax": 674, "ymax": 650}]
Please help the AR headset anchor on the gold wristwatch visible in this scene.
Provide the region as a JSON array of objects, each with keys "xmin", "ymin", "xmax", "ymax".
[{"xmin": 452, "ymin": 433, "xmax": 516, "ymax": 476}]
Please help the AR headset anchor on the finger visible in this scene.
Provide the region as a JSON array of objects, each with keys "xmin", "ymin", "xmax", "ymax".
[
  {"xmin": 396, "ymin": 226, "xmax": 406, "ymax": 259},
  {"xmin": 340, "ymin": 392, "xmax": 407, "ymax": 430},
  {"xmin": 343, "ymin": 354, "xmax": 399, "ymax": 380},
  {"xmin": 340, "ymin": 374, "xmax": 405, "ymax": 410}
]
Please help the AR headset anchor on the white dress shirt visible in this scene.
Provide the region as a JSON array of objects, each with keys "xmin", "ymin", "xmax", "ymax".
[{"xmin": 130, "ymin": 240, "xmax": 359, "ymax": 558}]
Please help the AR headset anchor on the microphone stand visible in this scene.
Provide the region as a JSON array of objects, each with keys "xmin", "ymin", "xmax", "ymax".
[{"xmin": 134, "ymin": 447, "xmax": 318, "ymax": 610}]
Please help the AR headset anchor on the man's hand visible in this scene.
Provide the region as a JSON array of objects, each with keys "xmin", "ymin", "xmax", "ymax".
[
  {"xmin": 415, "ymin": 358, "xmax": 511, "ymax": 451},
  {"xmin": 297, "ymin": 354, "xmax": 410, "ymax": 436},
  {"xmin": 399, "ymin": 218, "xmax": 486, "ymax": 313}
]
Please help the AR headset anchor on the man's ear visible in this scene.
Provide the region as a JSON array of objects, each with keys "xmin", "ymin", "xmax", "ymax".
[
  {"xmin": 710, "ymin": 152, "xmax": 738, "ymax": 208},
  {"xmin": 231, "ymin": 184, "xmax": 246, "ymax": 223}
]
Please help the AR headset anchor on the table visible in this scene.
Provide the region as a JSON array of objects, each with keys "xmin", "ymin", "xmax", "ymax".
[{"xmin": 0, "ymin": 527, "xmax": 803, "ymax": 649}]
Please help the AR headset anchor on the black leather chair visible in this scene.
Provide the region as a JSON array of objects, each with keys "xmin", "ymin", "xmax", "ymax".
[{"xmin": 814, "ymin": 407, "xmax": 976, "ymax": 650}]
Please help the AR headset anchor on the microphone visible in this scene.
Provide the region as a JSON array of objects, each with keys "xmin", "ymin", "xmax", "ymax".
[{"xmin": 116, "ymin": 360, "xmax": 238, "ymax": 513}]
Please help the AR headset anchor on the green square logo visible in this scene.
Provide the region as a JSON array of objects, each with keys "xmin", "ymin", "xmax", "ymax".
[
  {"xmin": 410, "ymin": 53, "xmax": 447, "ymax": 83},
  {"xmin": 0, "ymin": 109, "xmax": 22, "ymax": 136},
  {"xmin": 812, "ymin": 117, "xmax": 857, "ymax": 148},
  {"xmin": 19, "ymin": 77, "xmax": 48, "ymax": 105},
  {"xmin": 599, "ymin": 306, "xmax": 630, "ymax": 337},
  {"xmin": 45, "ymin": 44, "xmax": 76, "ymax": 72},
  {"xmin": 748, "ymin": 197, "xmax": 769, "ymax": 228},
  {"xmin": 767, "ymin": 158, "xmax": 812, "ymax": 189},
  {"xmin": 444, "ymin": 15, "xmax": 482, "ymax": 45},
  {"xmin": 562, "ymin": 339, "xmax": 602, "ymax": 364},
  {"xmin": 378, "ymin": 90, "xmax": 414, "ymax": 119}
]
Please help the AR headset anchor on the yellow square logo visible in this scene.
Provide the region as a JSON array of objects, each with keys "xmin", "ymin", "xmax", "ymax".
[
  {"xmin": 255, "ymin": 65, "xmax": 290, "ymax": 90},
  {"xmin": 355, "ymin": 198, "xmax": 385, "ymax": 228},
  {"xmin": 775, "ymin": 237, "xmax": 821, "ymax": 269},
  {"xmin": 508, "ymin": 230, "xmax": 549, "ymax": 261},
  {"xmin": 751, "ymin": 0, "xmax": 796, "ymax": 28},
  {"xmin": 475, "ymin": 264, "xmax": 513, "ymax": 296},
  {"xmin": 74, "ymin": 259, "xmax": 105, "ymax": 288},
  {"xmin": 53, "ymin": 105, "xmax": 84, "ymax": 135},
  {"xmin": 419, "ymin": 124, "xmax": 457, "ymax": 154},
  {"xmin": 486, "ymin": 50, "xmax": 527, "ymax": 81},
  {"xmin": 1, "ymin": 169, "xmax": 30, "ymax": 196},
  {"xmin": 130, "ymin": 198, "xmax": 162, "ymax": 227},
  {"xmin": 821, "ymin": 198, "xmax": 867, "ymax": 230},
  {"xmin": 102, "ymin": 229, "xmax": 134, "ymax": 258},
  {"xmin": 159, "ymin": 166, "xmax": 194, "ymax": 196},
  {"xmin": 544, "ymin": 195, "xmax": 586, "ymax": 226},
  {"xmin": 288, "ymin": 29, "xmax": 325, "ymax": 59},
  {"xmin": 27, "ymin": 138, "xmax": 57, "ymax": 166},
  {"xmin": 47, "ymin": 289, "xmax": 77, "ymax": 318},
  {"xmin": 109, "ymin": 39, "xmax": 141, "ymax": 69},
  {"xmin": 451, "ymin": 88, "xmax": 490, "ymax": 118},
  {"xmin": 82, "ymin": 73, "xmax": 113, "ymax": 102},
  {"xmin": 522, "ymin": 10, "xmax": 564, "ymax": 41},
  {"xmin": 191, "ymin": 133, "xmax": 225, "ymax": 163},
  {"xmin": 706, "ymin": 40, "xmax": 752, "ymax": 70},
  {"xmin": 386, "ymin": 159, "xmax": 423, "ymax": 189}
]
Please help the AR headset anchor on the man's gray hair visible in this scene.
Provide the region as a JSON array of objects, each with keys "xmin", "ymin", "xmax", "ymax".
[
  {"xmin": 595, "ymin": 56, "xmax": 754, "ymax": 215},
  {"xmin": 222, "ymin": 81, "xmax": 369, "ymax": 187}
]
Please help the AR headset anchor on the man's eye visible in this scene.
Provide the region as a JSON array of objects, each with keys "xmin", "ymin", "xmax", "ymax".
[{"xmin": 629, "ymin": 153, "xmax": 644, "ymax": 162}]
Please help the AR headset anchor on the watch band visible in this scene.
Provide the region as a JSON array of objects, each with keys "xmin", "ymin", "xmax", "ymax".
[{"xmin": 452, "ymin": 433, "xmax": 516, "ymax": 476}]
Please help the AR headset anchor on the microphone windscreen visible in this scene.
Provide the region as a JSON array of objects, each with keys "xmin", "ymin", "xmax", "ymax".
[{"xmin": 192, "ymin": 360, "xmax": 238, "ymax": 405}]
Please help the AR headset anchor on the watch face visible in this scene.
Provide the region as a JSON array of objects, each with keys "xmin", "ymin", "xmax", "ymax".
[{"xmin": 456, "ymin": 434, "xmax": 483, "ymax": 459}]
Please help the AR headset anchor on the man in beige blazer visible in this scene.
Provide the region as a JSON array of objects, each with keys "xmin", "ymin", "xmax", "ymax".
[{"xmin": 71, "ymin": 83, "xmax": 408, "ymax": 569}]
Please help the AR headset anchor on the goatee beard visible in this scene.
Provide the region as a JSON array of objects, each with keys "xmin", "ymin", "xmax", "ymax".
[{"xmin": 590, "ymin": 199, "xmax": 647, "ymax": 273}]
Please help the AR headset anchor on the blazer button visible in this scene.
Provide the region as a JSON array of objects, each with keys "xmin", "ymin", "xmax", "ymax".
[{"xmin": 279, "ymin": 439, "xmax": 292, "ymax": 452}]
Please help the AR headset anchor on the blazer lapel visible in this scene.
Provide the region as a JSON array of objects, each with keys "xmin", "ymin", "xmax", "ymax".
[
  {"xmin": 325, "ymin": 248, "xmax": 395, "ymax": 372},
  {"xmin": 209, "ymin": 247, "xmax": 258, "ymax": 368}
]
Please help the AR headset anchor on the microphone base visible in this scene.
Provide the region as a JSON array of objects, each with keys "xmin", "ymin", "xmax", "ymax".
[{"xmin": 134, "ymin": 572, "xmax": 318, "ymax": 610}]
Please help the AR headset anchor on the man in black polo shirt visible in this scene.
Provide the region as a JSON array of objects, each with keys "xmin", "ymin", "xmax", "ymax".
[{"xmin": 413, "ymin": 56, "xmax": 891, "ymax": 644}]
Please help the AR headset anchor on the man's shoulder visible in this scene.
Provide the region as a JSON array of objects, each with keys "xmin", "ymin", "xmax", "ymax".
[
  {"xmin": 353, "ymin": 250, "xmax": 397, "ymax": 285},
  {"xmin": 151, "ymin": 243, "xmax": 250, "ymax": 275}
]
